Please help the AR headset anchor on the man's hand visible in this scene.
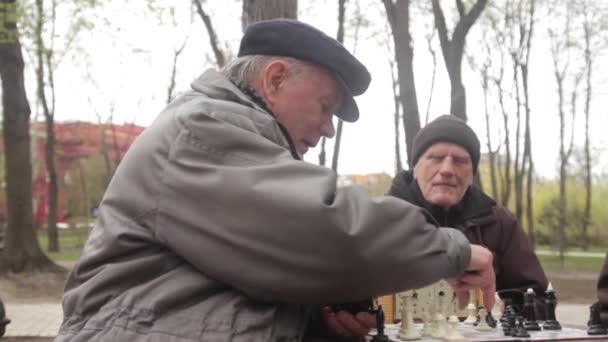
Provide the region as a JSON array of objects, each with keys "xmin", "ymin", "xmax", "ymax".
[
  {"xmin": 320, "ymin": 306, "xmax": 376, "ymax": 339},
  {"xmin": 449, "ymin": 244, "xmax": 496, "ymax": 312}
]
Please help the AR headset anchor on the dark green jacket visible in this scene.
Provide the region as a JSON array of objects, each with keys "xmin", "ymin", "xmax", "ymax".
[{"xmin": 388, "ymin": 170, "xmax": 550, "ymax": 317}]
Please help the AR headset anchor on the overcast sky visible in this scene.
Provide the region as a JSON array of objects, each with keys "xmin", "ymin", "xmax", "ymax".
[{"xmin": 25, "ymin": 0, "xmax": 608, "ymax": 180}]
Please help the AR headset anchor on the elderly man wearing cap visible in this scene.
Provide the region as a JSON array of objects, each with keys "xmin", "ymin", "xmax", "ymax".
[
  {"xmin": 56, "ymin": 20, "xmax": 496, "ymax": 342},
  {"xmin": 388, "ymin": 114, "xmax": 549, "ymax": 316}
]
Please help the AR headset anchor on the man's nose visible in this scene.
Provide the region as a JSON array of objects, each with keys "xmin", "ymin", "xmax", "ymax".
[
  {"xmin": 321, "ymin": 119, "xmax": 336, "ymax": 138},
  {"xmin": 439, "ymin": 158, "xmax": 455, "ymax": 175}
]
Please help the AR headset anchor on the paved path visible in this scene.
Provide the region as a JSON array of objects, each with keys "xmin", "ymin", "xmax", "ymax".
[
  {"xmin": 535, "ymin": 250, "xmax": 606, "ymax": 258},
  {"xmin": 0, "ymin": 302, "xmax": 593, "ymax": 338},
  {"xmin": 3, "ymin": 303, "xmax": 62, "ymax": 338}
]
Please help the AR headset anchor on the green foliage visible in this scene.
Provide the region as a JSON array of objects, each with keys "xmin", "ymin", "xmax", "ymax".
[
  {"xmin": 478, "ymin": 154, "xmax": 608, "ymax": 249},
  {"xmin": 0, "ymin": 1, "xmax": 19, "ymax": 43}
]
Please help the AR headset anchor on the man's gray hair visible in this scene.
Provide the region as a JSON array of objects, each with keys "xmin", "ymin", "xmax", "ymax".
[{"xmin": 221, "ymin": 55, "xmax": 309, "ymax": 87}]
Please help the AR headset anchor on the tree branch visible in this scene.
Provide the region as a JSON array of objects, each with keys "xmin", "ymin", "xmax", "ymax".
[{"xmin": 193, "ymin": 0, "xmax": 225, "ymax": 68}]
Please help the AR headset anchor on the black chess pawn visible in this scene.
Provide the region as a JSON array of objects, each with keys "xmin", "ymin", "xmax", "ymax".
[
  {"xmin": 0, "ymin": 297, "xmax": 10, "ymax": 337},
  {"xmin": 500, "ymin": 298, "xmax": 512, "ymax": 324},
  {"xmin": 502, "ymin": 310, "xmax": 517, "ymax": 336},
  {"xmin": 371, "ymin": 305, "xmax": 393, "ymax": 342},
  {"xmin": 542, "ymin": 287, "xmax": 562, "ymax": 330},
  {"xmin": 522, "ymin": 289, "xmax": 541, "ymax": 331},
  {"xmin": 587, "ymin": 302, "xmax": 608, "ymax": 336},
  {"xmin": 513, "ymin": 316, "xmax": 531, "ymax": 338}
]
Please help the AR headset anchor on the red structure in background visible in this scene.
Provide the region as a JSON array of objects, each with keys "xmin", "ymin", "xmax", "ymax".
[{"xmin": 31, "ymin": 121, "xmax": 145, "ymax": 228}]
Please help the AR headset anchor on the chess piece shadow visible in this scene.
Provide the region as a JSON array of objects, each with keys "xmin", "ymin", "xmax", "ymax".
[
  {"xmin": 371, "ymin": 305, "xmax": 394, "ymax": 342},
  {"xmin": 0, "ymin": 296, "xmax": 11, "ymax": 337}
]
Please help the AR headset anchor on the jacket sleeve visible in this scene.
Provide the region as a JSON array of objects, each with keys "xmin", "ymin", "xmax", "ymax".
[
  {"xmin": 494, "ymin": 206, "xmax": 549, "ymax": 316},
  {"xmin": 154, "ymin": 113, "xmax": 471, "ymax": 304}
]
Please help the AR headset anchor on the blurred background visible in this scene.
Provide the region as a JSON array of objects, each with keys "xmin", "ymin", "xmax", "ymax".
[{"xmin": 0, "ymin": 0, "xmax": 607, "ymax": 338}]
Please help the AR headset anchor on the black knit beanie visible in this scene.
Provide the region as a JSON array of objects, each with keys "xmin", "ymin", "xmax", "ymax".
[{"xmin": 411, "ymin": 114, "xmax": 481, "ymax": 172}]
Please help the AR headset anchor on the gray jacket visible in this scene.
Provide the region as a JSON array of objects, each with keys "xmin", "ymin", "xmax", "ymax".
[{"xmin": 56, "ymin": 69, "xmax": 471, "ymax": 342}]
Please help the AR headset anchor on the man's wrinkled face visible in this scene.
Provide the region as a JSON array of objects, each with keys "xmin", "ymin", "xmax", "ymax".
[
  {"xmin": 263, "ymin": 60, "xmax": 342, "ymax": 157},
  {"xmin": 413, "ymin": 142, "xmax": 474, "ymax": 208}
]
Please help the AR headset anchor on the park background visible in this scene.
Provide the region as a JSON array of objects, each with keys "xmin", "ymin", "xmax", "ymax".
[{"xmin": 0, "ymin": 0, "xmax": 607, "ymax": 339}]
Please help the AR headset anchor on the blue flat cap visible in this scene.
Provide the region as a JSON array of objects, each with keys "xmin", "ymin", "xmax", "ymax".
[{"xmin": 238, "ymin": 18, "xmax": 371, "ymax": 122}]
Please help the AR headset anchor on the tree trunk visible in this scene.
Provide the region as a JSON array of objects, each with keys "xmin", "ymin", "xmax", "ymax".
[
  {"xmin": 35, "ymin": 0, "xmax": 59, "ymax": 252},
  {"xmin": 431, "ymin": 0, "xmax": 487, "ymax": 122},
  {"xmin": 0, "ymin": 0, "xmax": 56, "ymax": 272},
  {"xmin": 242, "ymin": 0, "xmax": 298, "ymax": 31},
  {"xmin": 382, "ymin": 0, "xmax": 420, "ymax": 167},
  {"xmin": 331, "ymin": 0, "xmax": 350, "ymax": 173},
  {"xmin": 581, "ymin": 4, "xmax": 593, "ymax": 251},
  {"xmin": 519, "ymin": 0, "xmax": 536, "ymax": 246}
]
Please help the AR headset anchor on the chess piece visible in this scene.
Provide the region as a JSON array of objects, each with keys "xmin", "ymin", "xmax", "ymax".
[
  {"xmin": 421, "ymin": 307, "xmax": 433, "ymax": 336},
  {"xmin": 485, "ymin": 310, "xmax": 497, "ymax": 328},
  {"xmin": 432, "ymin": 292, "xmax": 447, "ymax": 338},
  {"xmin": 500, "ymin": 298, "xmax": 512, "ymax": 324},
  {"xmin": 475, "ymin": 308, "xmax": 492, "ymax": 331},
  {"xmin": 502, "ymin": 310, "xmax": 516, "ymax": 337},
  {"xmin": 542, "ymin": 285, "xmax": 562, "ymax": 330},
  {"xmin": 372, "ymin": 305, "xmax": 393, "ymax": 342},
  {"xmin": 587, "ymin": 302, "xmax": 608, "ymax": 335},
  {"xmin": 463, "ymin": 303, "xmax": 477, "ymax": 324},
  {"xmin": 513, "ymin": 316, "xmax": 531, "ymax": 338},
  {"xmin": 522, "ymin": 288, "xmax": 541, "ymax": 331},
  {"xmin": 445, "ymin": 315, "xmax": 464, "ymax": 341},
  {"xmin": 398, "ymin": 296, "xmax": 421, "ymax": 340},
  {"xmin": 492, "ymin": 292, "xmax": 504, "ymax": 321},
  {"xmin": 0, "ymin": 297, "xmax": 10, "ymax": 338}
]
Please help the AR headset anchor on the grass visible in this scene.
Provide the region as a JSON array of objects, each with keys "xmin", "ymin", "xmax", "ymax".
[
  {"xmin": 37, "ymin": 228, "xmax": 89, "ymax": 262},
  {"xmin": 536, "ymin": 244, "xmax": 606, "ymax": 253},
  {"xmin": 538, "ymin": 254, "xmax": 605, "ymax": 272}
]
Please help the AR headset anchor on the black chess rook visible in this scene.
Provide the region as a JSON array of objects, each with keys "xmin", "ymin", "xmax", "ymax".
[
  {"xmin": 587, "ymin": 302, "xmax": 608, "ymax": 336},
  {"xmin": 542, "ymin": 287, "xmax": 562, "ymax": 330}
]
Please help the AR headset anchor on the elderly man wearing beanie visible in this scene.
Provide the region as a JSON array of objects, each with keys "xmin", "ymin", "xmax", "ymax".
[
  {"xmin": 57, "ymin": 21, "xmax": 497, "ymax": 342},
  {"xmin": 388, "ymin": 114, "xmax": 549, "ymax": 316}
]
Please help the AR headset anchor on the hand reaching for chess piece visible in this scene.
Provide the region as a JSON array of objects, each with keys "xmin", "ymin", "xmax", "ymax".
[{"xmin": 448, "ymin": 245, "xmax": 496, "ymax": 312}]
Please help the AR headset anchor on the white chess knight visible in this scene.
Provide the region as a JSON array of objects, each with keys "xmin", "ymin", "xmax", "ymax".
[
  {"xmin": 398, "ymin": 294, "xmax": 421, "ymax": 340},
  {"xmin": 491, "ymin": 292, "xmax": 504, "ymax": 320},
  {"xmin": 445, "ymin": 315, "xmax": 465, "ymax": 341},
  {"xmin": 476, "ymin": 308, "xmax": 492, "ymax": 331}
]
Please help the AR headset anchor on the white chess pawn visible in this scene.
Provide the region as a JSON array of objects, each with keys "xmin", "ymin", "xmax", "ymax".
[
  {"xmin": 445, "ymin": 315, "xmax": 465, "ymax": 341},
  {"xmin": 463, "ymin": 303, "xmax": 477, "ymax": 324},
  {"xmin": 476, "ymin": 308, "xmax": 492, "ymax": 331},
  {"xmin": 398, "ymin": 296, "xmax": 421, "ymax": 340},
  {"xmin": 421, "ymin": 309, "xmax": 433, "ymax": 336}
]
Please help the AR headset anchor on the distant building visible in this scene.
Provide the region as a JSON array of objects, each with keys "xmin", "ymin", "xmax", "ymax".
[
  {"xmin": 0, "ymin": 121, "xmax": 145, "ymax": 228},
  {"xmin": 337, "ymin": 173, "xmax": 393, "ymax": 197}
]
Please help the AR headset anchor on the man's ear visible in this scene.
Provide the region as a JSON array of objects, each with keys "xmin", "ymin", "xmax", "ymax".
[{"xmin": 261, "ymin": 60, "xmax": 289, "ymax": 106}]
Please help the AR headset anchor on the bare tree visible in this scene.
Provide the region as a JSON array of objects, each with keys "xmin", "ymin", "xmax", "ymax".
[
  {"xmin": 242, "ymin": 0, "xmax": 298, "ymax": 30},
  {"xmin": 0, "ymin": 0, "xmax": 57, "ymax": 272},
  {"xmin": 576, "ymin": 0, "xmax": 607, "ymax": 250},
  {"xmin": 382, "ymin": 0, "xmax": 421, "ymax": 167},
  {"xmin": 431, "ymin": 0, "xmax": 488, "ymax": 121},
  {"xmin": 383, "ymin": 21, "xmax": 403, "ymax": 174},
  {"xmin": 194, "ymin": 0, "xmax": 226, "ymax": 67},
  {"xmin": 518, "ymin": 0, "xmax": 536, "ymax": 246},
  {"xmin": 549, "ymin": 2, "xmax": 576, "ymax": 264}
]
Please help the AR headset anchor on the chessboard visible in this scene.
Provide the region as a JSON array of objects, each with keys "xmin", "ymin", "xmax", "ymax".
[{"xmin": 373, "ymin": 323, "xmax": 607, "ymax": 341}]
